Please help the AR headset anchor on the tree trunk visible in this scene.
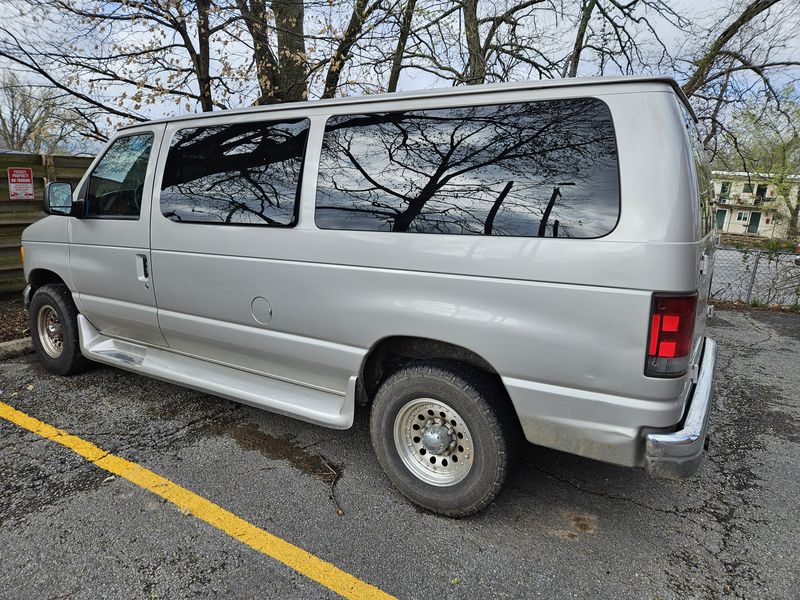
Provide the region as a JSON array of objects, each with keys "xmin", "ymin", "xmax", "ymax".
[
  {"xmin": 238, "ymin": 0, "xmax": 280, "ymax": 104},
  {"xmin": 273, "ymin": 0, "xmax": 307, "ymax": 102},
  {"xmin": 323, "ymin": 0, "xmax": 382, "ymax": 99},
  {"xmin": 562, "ymin": 0, "xmax": 596, "ymax": 78},
  {"xmin": 484, "ymin": 181, "xmax": 513, "ymax": 235},
  {"xmin": 387, "ymin": 0, "xmax": 417, "ymax": 92},
  {"xmin": 196, "ymin": 0, "xmax": 214, "ymax": 112},
  {"xmin": 461, "ymin": 0, "xmax": 486, "ymax": 85},
  {"xmin": 392, "ymin": 189, "xmax": 434, "ymax": 232},
  {"xmin": 537, "ymin": 187, "xmax": 561, "ymax": 237}
]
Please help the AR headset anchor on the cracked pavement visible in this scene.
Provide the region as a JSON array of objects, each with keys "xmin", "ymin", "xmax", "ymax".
[{"xmin": 0, "ymin": 308, "xmax": 798, "ymax": 599}]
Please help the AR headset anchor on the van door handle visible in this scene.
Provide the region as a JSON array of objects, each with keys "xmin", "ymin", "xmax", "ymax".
[{"xmin": 136, "ymin": 253, "xmax": 150, "ymax": 284}]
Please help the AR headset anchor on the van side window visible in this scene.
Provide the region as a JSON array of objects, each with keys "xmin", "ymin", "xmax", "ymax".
[
  {"xmin": 315, "ymin": 99, "xmax": 619, "ymax": 238},
  {"xmin": 679, "ymin": 105, "xmax": 714, "ymax": 236},
  {"xmin": 160, "ymin": 119, "xmax": 309, "ymax": 226},
  {"xmin": 85, "ymin": 134, "xmax": 154, "ymax": 219}
]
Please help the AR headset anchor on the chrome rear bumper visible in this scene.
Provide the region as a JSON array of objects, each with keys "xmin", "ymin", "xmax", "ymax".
[{"xmin": 644, "ymin": 337, "xmax": 717, "ymax": 479}]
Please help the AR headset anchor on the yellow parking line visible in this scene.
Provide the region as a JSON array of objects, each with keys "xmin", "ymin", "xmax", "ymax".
[{"xmin": 0, "ymin": 400, "xmax": 395, "ymax": 600}]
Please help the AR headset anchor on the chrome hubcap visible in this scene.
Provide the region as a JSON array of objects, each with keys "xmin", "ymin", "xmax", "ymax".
[
  {"xmin": 37, "ymin": 305, "xmax": 63, "ymax": 358},
  {"xmin": 393, "ymin": 398, "xmax": 474, "ymax": 486},
  {"xmin": 421, "ymin": 423, "xmax": 452, "ymax": 455}
]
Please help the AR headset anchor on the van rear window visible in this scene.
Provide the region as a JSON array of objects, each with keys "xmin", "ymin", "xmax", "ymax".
[
  {"xmin": 315, "ymin": 98, "xmax": 619, "ymax": 237},
  {"xmin": 159, "ymin": 119, "xmax": 309, "ymax": 226}
]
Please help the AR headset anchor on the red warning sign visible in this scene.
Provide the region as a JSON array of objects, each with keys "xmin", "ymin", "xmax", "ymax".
[{"xmin": 8, "ymin": 167, "xmax": 34, "ymax": 200}]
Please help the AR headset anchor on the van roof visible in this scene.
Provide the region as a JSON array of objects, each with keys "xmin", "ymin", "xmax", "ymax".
[{"xmin": 119, "ymin": 76, "xmax": 695, "ymax": 130}]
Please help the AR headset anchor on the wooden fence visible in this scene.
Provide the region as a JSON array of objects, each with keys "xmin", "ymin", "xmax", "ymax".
[{"xmin": 0, "ymin": 152, "xmax": 94, "ymax": 294}]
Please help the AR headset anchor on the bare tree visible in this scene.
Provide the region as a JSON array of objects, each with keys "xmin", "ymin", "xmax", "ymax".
[
  {"xmin": 675, "ymin": 0, "xmax": 800, "ymax": 157},
  {"xmin": 0, "ymin": 0, "xmax": 403, "ymax": 122},
  {"xmin": 405, "ymin": 1, "xmax": 561, "ymax": 86},
  {"xmin": 0, "ymin": 0, "xmax": 796, "ymax": 155},
  {"xmin": 0, "ymin": 73, "xmax": 82, "ymax": 153},
  {"xmin": 322, "ymin": 0, "xmax": 386, "ymax": 98},
  {"xmin": 237, "ymin": 0, "xmax": 309, "ymax": 103},
  {"xmin": 0, "ymin": 0, "xmax": 235, "ymax": 119},
  {"xmin": 682, "ymin": 0, "xmax": 784, "ymax": 98},
  {"xmin": 559, "ymin": 0, "xmax": 686, "ymax": 78}
]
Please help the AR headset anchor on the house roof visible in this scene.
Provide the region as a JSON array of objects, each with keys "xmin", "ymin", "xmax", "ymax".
[{"xmin": 712, "ymin": 171, "xmax": 800, "ymax": 181}]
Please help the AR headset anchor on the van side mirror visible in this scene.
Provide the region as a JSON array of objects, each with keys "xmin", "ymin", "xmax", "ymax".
[{"xmin": 43, "ymin": 181, "xmax": 74, "ymax": 216}]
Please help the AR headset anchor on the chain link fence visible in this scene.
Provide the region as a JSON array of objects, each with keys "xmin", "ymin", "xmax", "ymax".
[{"xmin": 711, "ymin": 248, "xmax": 800, "ymax": 307}]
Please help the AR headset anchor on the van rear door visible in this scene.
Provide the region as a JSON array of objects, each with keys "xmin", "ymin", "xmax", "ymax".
[{"xmin": 679, "ymin": 101, "xmax": 715, "ymax": 368}]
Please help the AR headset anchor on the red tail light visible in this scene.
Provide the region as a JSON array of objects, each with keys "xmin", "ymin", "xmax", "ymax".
[{"xmin": 645, "ymin": 293, "xmax": 697, "ymax": 377}]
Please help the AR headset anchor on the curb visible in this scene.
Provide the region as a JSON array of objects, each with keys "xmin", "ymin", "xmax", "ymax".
[{"xmin": 0, "ymin": 337, "xmax": 33, "ymax": 360}]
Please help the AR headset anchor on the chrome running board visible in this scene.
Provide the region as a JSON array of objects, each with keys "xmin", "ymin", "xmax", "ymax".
[{"xmin": 77, "ymin": 315, "xmax": 355, "ymax": 429}]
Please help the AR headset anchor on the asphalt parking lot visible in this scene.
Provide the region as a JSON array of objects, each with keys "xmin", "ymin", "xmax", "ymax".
[{"xmin": 1, "ymin": 308, "xmax": 798, "ymax": 599}]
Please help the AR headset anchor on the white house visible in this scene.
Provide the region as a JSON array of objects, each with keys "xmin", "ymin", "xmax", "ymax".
[{"xmin": 711, "ymin": 171, "xmax": 797, "ymax": 239}]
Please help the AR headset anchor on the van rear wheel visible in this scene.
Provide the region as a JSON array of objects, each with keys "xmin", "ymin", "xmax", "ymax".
[
  {"xmin": 370, "ymin": 360, "xmax": 517, "ymax": 517},
  {"xmin": 29, "ymin": 283, "xmax": 89, "ymax": 376}
]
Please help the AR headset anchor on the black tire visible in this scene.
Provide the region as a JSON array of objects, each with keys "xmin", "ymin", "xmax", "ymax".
[
  {"xmin": 370, "ymin": 360, "xmax": 519, "ymax": 517},
  {"xmin": 28, "ymin": 283, "xmax": 89, "ymax": 376}
]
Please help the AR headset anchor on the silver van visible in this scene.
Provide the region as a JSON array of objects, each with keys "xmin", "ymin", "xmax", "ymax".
[{"xmin": 21, "ymin": 76, "xmax": 717, "ymax": 516}]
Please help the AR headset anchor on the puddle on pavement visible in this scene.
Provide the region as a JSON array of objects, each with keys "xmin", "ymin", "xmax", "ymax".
[
  {"xmin": 226, "ymin": 423, "xmax": 338, "ymax": 484},
  {"xmin": 201, "ymin": 422, "xmax": 345, "ymax": 515}
]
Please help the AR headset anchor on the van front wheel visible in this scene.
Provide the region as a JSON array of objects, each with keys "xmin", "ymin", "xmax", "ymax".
[
  {"xmin": 370, "ymin": 360, "xmax": 517, "ymax": 517},
  {"xmin": 29, "ymin": 283, "xmax": 88, "ymax": 376}
]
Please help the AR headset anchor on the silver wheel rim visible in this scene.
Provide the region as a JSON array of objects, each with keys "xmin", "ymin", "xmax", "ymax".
[
  {"xmin": 393, "ymin": 398, "xmax": 475, "ymax": 486},
  {"xmin": 37, "ymin": 304, "xmax": 64, "ymax": 358}
]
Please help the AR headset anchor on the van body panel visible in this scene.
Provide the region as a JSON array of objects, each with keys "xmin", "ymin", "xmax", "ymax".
[
  {"xmin": 149, "ymin": 251, "xmax": 691, "ymax": 400},
  {"xmin": 21, "ymin": 218, "xmax": 73, "ymax": 292}
]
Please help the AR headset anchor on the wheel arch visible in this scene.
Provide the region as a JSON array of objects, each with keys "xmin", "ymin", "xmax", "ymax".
[
  {"xmin": 28, "ymin": 268, "xmax": 68, "ymax": 292},
  {"xmin": 358, "ymin": 335, "xmax": 507, "ymax": 405}
]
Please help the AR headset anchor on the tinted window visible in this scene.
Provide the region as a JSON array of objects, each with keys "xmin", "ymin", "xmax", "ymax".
[
  {"xmin": 86, "ymin": 134, "xmax": 153, "ymax": 219},
  {"xmin": 160, "ymin": 119, "xmax": 309, "ymax": 225},
  {"xmin": 315, "ymin": 99, "xmax": 619, "ymax": 237},
  {"xmin": 680, "ymin": 105, "xmax": 713, "ymax": 236}
]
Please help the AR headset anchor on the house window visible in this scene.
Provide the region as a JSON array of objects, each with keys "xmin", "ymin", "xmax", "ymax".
[
  {"xmin": 753, "ymin": 183, "xmax": 768, "ymax": 205},
  {"xmin": 737, "ymin": 211, "xmax": 749, "ymax": 222},
  {"xmin": 719, "ymin": 181, "xmax": 731, "ymax": 198}
]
